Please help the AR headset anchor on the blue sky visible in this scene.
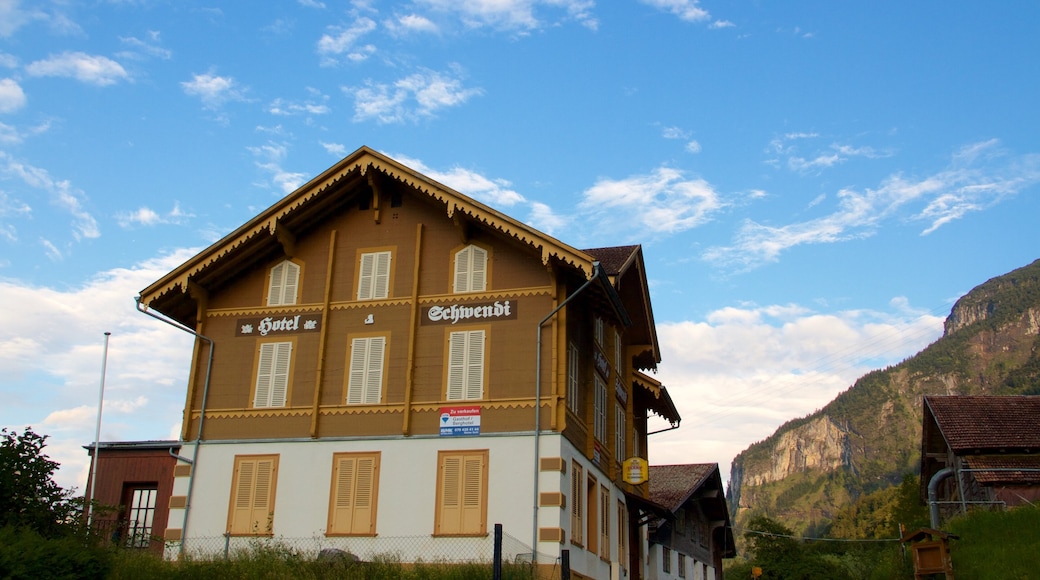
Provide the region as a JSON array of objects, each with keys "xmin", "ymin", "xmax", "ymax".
[{"xmin": 1, "ymin": 0, "xmax": 1038, "ymax": 491}]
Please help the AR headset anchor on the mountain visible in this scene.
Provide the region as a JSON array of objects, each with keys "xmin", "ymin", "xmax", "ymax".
[{"xmin": 727, "ymin": 258, "xmax": 1040, "ymax": 535}]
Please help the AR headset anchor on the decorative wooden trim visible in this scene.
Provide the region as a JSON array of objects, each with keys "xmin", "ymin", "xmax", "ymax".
[
  {"xmin": 168, "ymin": 495, "xmax": 187, "ymax": 509},
  {"xmin": 173, "ymin": 464, "xmax": 192, "ymax": 478},
  {"xmin": 538, "ymin": 527, "xmax": 564, "ymax": 543},
  {"xmin": 540, "ymin": 492, "xmax": 566, "ymax": 508},
  {"xmin": 540, "ymin": 457, "xmax": 566, "ymax": 472}
]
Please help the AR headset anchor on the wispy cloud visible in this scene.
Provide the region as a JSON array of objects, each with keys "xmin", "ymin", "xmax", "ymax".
[
  {"xmin": 0, "ymin": 151, "xmax": 99, "ymax": 241},
  {"xmin": 391, "ymin": 153, "xmax": 525, "ymax": 207},
  {"xmin": 345, "ymin": 66, "xmax": 482, "ymax": 123},
  {"xmin": 267, "ymin": 89, "xmax": 331, "ymax": 116},
  {"xmin": 26, "ymin": 52, "xmax": 129, "ymax": 86},
  {"xmin": 579, "ymin": 167, "xmax": 723, "ymax": 238},
  {"xmin": 385, "ymin": 13, "xmax": 439, "ymax": 35},
  {"xmin": 117, "ymin": 31, "xmax": 172, "ymax": 61},
  {"xmin": 247, "ymin": 142, "xmax": 306, "ymax": 194},
  {"xmin": 639, "ymin": 0, "xmax": 711, "ymax": 23},
  {"xmin": 415, "ymin": 0, "xmax": 597, "ymax": 31},
  {"xmin": 317, "ymin": 17, "xmax": 377, "ymax": 65},
  {"xmin": 181, "ymin": 73, "xmax": 247, "ymax": 109},
  {"xmin": 116, "ymin": 203, "xmax": 194, "ymax": 228},
  {"xmin": 706, "ymin": 139, "xmax": 1040, "ymax": 270}
]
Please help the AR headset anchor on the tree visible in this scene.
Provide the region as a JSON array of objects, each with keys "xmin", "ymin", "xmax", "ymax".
[{"xmin": 0, "ymin": 427, "xmax": 78, "ymax": 537}]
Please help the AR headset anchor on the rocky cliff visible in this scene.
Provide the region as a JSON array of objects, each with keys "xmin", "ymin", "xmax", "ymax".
[{"xmin": 727, "ymin": 258, "xmax": 1040, "ymax": 534}]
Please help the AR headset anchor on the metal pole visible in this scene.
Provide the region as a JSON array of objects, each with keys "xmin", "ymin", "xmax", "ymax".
[
  {"xmin": 493, "ymin": 523, "xmax": 503, "ymax": 580},
  {"xmin": 86, "ymin": 331, "xmax": 111, "ymax": 530}
]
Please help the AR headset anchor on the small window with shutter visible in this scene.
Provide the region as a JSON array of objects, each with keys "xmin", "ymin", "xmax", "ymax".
[
  {"xmin": 327, "ymin": 452, "xmax": 380, "ymax": 536},
  {"xmin": 346, "ymin": 336, "xmax": 387, "ymax": 404},
  {"xmin": 434, "ymin": 450, "xmax": 488, "ymax": 536},
  {"xmin": 253, "ymin": 341, "xmax": 292, "ymax": 408},
  {"xmin": 446, "ymin": 329, "xmax": 485, "ymax": 401},
  {"xmin": 227, "ymin": 455, "xmax": 279, "ymax": 536},
  {"xmin": 267, "ymin": 260, "xmax": 301, "ymax": 306},
  {"xmin": 453, "ymin": 244, "xmax": 488, "ymax": 293},
  {"xmin": 357, "ymin": 250, "xmax": 391, "ymax": 300}
]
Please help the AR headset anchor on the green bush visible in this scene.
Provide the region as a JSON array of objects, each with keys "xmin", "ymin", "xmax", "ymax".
[{"xmin": 0, "ymin": 526, "xmax": 112, "ymax": 580}]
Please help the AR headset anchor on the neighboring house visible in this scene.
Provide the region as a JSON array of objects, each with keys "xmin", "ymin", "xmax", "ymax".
[
  {"xmin": 920, "ymin": 395, "xmax": 1040, "ymax": 524},
  {"xmin": 646, "ymin": 464, "xmax": 735, "ymax": 580},
  {"xmin": 82, "ymin": 441, "xmax": 181, "ymax": 554},
  {"xmin": 132, "ymin": 146, "xmax": 680, "ymax": 579}
]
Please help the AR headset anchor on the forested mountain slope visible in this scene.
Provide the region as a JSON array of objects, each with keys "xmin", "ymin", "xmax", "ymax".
[{"xmin": 728, "ymin": 258, "xmax": 1040, "ymax": 535}]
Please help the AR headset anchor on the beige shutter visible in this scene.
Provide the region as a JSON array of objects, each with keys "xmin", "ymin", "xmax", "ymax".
[
  {"xmin": 438, "ymin": 454, "xmax": 462, "ymax": 534},
  {"xmin": 270, "ymin": 342, "xmax": 291, "ymax": 406},
  {"xmin": 268, "ymin": 262, "xmax": 285, "ymax": 306},
  {"xmin": 229, "ymin": 456, "xmax": 278, "ymax": 535},
  {"xmin": 454, "ymin": 247, "xmax": 471, "ymax": 292},
  {"xmin": 329, "ymin": 454, "xmax": 378, "ymax": 535},
  {"xmin": 282, "ymin": 261, "xmax": 299, "ymax": 305},
  {"xmin": 446, "ymin": 332, "xmax": 466, "ymax": 400},
  {"xmin": 460, "ymin": 453, "xmax": 485, "ymax": 534},
  {"xmin": 358, "ymin": 253, "xmax": 375, "ymax": 299},
  {"xmin": 436, "ymin": 451, "xmax": 486, "ymax": 535},
  {"xmin": 373, "ymin": 251, "xmax": 390, "ymax": 298},
  {"xmin": 571, "ymin": 462, "xmax": 583, "ymax": 544},
  {"xmin": 465, "ymin": 330, "xmax": 484, "ymax": 400},
  {"xmin": 254, "ymin": 344, "xmax": 274, "ymax": 407},
  {"xmin": 353, "ymin": 456, "xmax": 376, "ymax": 533},
  {"xmin": 470, "ymin": 246, "xmax": 487, "ymax": 291}
]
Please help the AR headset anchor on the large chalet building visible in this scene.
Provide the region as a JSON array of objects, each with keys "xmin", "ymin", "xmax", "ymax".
[{"xmin": 132, "ymin": 146, "xmax": 682, "ymax": 579}]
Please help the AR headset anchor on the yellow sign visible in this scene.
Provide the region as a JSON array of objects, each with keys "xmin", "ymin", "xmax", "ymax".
[{"xmin": 622, "ymin": 457, "xmax": 648, "ymax": 484}]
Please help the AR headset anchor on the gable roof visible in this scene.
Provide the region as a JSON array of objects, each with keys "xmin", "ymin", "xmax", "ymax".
[
  {"xmin": 138, "ymin": 146, "xmax": 603, "ymax": 325},
  {"xmin": 924, "ymin": 396, "xmax": 1040, "ymax": 453},
  {"xmin": 649, "ymin": 463, "xmax": 717, "ymax": 511}
]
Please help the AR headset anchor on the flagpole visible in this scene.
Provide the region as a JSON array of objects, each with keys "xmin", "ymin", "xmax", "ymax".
[{"xmin": 86, "ymin": 331, "xmax": 111, "ymax": 530}]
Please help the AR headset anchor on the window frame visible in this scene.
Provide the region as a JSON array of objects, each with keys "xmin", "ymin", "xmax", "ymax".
[
  {"xmin": 662, "ymin": 546, "xmax": 672, "ymax": 574},
  {"xmin": 570, "ymin": 461, "xmax": 584, "ymax": 547},
  {"xmin": 227, "ymin": 454, "xmax": 279, "ymax": 536},
  {"xmin": 566, "ymin": 342, "xmax": 580, "ymax": 413},
  {"xmin": 615, "ymin": 403, "xmax": 626, "ymax": 463},
  {"xmin": 446, "ymin": 328, "xmax": 486, "ymax": 401},
  {"xmin": 433, "ymin": 449, "xmax": 489, "ymax": 537},
  {"xmin": 452, "ymin": 244, "xmax": 489, "ymax": 293},
  {"xmin": 327, "ymin": 452, "xmax": 380, "ymax": 536},
  {"xmin": 599, "ymin": 484, "xmax": 610, "ymax": 560},
  {"xmin": 123, "ymin": 485, "xmax": 158, "ymax": 548},
  {"xmin": 357, "ymin": 250, "xmax": 392, "ymax": 300},
  {"xmin": 267, "ymin": 259, "xmax": 301, "ymax": 306},
  {"xmin": 594, "ymin": 376, "xmax": 607, "ymax": 442},
  {"xmin": 252, "ymin": 340, "xmax": 293, "ymax": 408},
  {"xmin": 346, "ymin": 335, "xmax": 387, "ymax": 405}
]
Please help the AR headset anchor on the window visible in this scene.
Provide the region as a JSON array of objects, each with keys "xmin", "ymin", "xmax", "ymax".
[
  {"xmin": 447, "ymin": 329, "xmax": 485, "ymax": 400},
  {"xmin": 676, "ymin": 508, "xmax": 686, "ymax": 534},
  {"xmin": 346, "ymin": 336, "xmax": 386, "ymax": 404},
  {"xmin": 267, "ymin": 260, "xmax": 300, "ymax": 306},
  {"xmin": 567, "ymin": 342, "xmax": 580, "ymax": 413},
  {"xmin": 228, "ymin": 455, "xmax": 279, "ymax": 535},
  {"xmin": 594, "ymin": 317, "xmax": 604, "ymax": 345},
  {"xmin": 254, "ymin": 341, "xmax": 292, "ymax": 408},
  {"xmin": 617, "ymin": 500, "xmax": 627, "ymax": 571},
  {"xmin": 434, "ymin": 450, "xmax": 488, "ymax": 536},
  {"xmin": 358, "ymin": 251, "xmax": 391, "ymax": 300},
  {"xmin": 662, "ymin": 546, "xmax": 672, "ymax": 573},
  {"xmin": 678, "ymin": 553, "xmax": 687, "ymax": 578},
  {"xmin": 600, "ymin": 484, "xmax": 610, "ymax": 560},
  {"xmin": 570, "ymin": 461, "xmax": 583, "ymax": 546},
  {"xmin": 586, "ymin": 474, "xmax": 598, "ymax": 555},
  {"xmin": 614, "ymin": 329, "xmax": 622, "ymax": 373},
  {"xmin": 124, "ymin": 486, "xmax": 157, "ymax": 548},
  {"xmin": 594, "ymin": 377, "xmax": 607, "ymax": 442},
  {"xmin": 328, "ymin": 452, "xmax": 379, "ymax": 535},
  {"xmin": 615, "ymin": 404, "xmax": 626, "ymax": 462},
  {"xmin": 453, "ymin": 244, "xmax": 488, "ymax": 293}
]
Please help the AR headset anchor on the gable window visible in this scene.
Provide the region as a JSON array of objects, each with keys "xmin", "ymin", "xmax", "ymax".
[
  {"xmin": 346, "ymin": 336, "xmax": 386, "ymax": 404},
  {"xmin": 594, "ymin": 376, "xmax": 607, "ymax": 442},
  {"xmin": 124, "ymin": 486, "xmax": 157, "ymax": 548},
  {"xmin": 434, "ymin": 450, "xmax": 488, "ymax": 536},
  {"xmin": 254, "ymin": 341, "xmax": 292, "ymax": 408},
  {"xmin": 453, "ymin": 244, "xmax": 488, "ymax": 293},
  {"xmin": 567, "ymin": 342, "xmax": 580, "ymax": 413},
  {"xmin": 267, "ymin": 260, "xmax": 300, "ymax": 306},
  {"xmin": 358, "ymin": 250, "xmax": 391, "ymax": 300},
  {"xmin": 615, "ymin": 403, "xmax": 626, "ymax": 463},
  {"xmin": 228, "ymin": 455, "xmax": 279, "ymax": 536},
  {"xmin": 328, "ymin": 452, "xmax": 380, "ymax": 536},
  {"xmin": 447, "ymin": 329, "xmax": 485, "ymax": 400},
  {"xmin": 570, "ymin": 461, "xmax": 583, "ymax": 546}
]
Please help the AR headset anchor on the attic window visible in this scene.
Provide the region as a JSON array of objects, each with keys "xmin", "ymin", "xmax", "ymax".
[
  {"xmin": 267, "ymin": 260, "xmax": 300, "ymax": 306},
  {"xmin": 453, "ymin": 245, "xmax": 488, "ymax": 293}
]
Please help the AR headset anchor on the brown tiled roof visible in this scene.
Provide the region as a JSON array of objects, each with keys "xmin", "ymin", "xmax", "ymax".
[
  {"xmin": 648, "ymin": 463, "xmax": 717, "ymax": 511},
  {"xmin": 583, "ymin": 245, "xmax": 639, "ymax": 276},
  {"xmin": 926, "ymin": 396, "xmax": 1040, "ymax": 452},
  {"xmin": 963, "ymin": 455, "xmax": 1040, "ymax": 484}
]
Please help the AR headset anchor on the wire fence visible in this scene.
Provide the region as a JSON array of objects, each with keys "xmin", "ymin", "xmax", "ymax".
[{"xmin": 165, "ymin": 527, "xmax": 557, "ymax": 566}]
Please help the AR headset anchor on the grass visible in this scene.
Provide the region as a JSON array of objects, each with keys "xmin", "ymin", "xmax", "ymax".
[{"xmin": 945, "ymin": 503, "xmax": 1040, "ymax": 580}]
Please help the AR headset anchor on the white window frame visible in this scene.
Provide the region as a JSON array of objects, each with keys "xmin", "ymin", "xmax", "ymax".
[
  {"xmin": 567, "ymin": 342, "xmax": 580, "ymax": 412},
  {"xmin": 453, "ymin": 244, "xmax": 488, "ymax": 293},
  {"xmin": 358, "ymin": 251, "xmax": 391, "ymax": 300},
  {"xmin": 346, "ymin": 336, "xmax": 386, "ymax": 404},
  {"xmin": 447, "ymin": 329, "xmax": 485, "ymax": 400},
  {"xmin": 254, "ymin": 341, "xmax": 292, "ymax": 408},
  {"xmin": 267, "ymin": 260, "xmax": 300, "ymax": 306},
  {"xmin": 594, "ymin": 376, "xmax": 607, "ymax": 442}
]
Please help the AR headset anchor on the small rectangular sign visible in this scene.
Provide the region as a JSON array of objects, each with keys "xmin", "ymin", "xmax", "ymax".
[{"xmin": 439, "ymin": 406, "xmax": 481, "ymax": 437}]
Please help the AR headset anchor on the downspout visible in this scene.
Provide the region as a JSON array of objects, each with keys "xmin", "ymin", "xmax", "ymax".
[
  {"xmin": 135, "ymin": 296, "xmax": 214, "ymax": 558},
  {"xmin": 928, "ymin": 467, "xmax": 954, "ymax": 529},
  {"xmin": 532, "ymin": 261, "xmax": 601, "ymax": 564}
]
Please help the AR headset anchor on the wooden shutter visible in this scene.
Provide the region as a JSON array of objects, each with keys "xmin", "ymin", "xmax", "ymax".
[
  {"xmin": 329, "ymin": 453, "xmax": 379, "ymax": 535},
  {"xmin": 600, "ymin": 484, "xmax": 610, "ymax": 558},
  {"xmin": 447, "ymin": 330, "xmax": 484, "ymax": 400},
  {"xmin": 570, "ymin": 462, "xmax": 583, "ymax": 544},
  {"xmin": 454, "ymin": 246, "xmax": 471, "ymax": 292},
  {"xmin": 229, "ymin": 455, "xmax": 278, "ymax": 535},
  {"xmin": 254, "ymin": 342, "xmax": 291, "ymax": 408},
  {"xmin": 347, "ymin": 337, "xmax": 385, "ymax": 404},
  {"xmin": 454, "ymin": 245, "xmax": 487, "ymax": 293},
  {"xmin": 436, "ymin": 450, "xmax": 487, "ymax": 536},
  {"xmin": 358, "ymin": 251, "xmax": 391, "ymax": 300},
  {"xmin": 269, "ymin": 262, "xmax": 285, "ymax": 306}
]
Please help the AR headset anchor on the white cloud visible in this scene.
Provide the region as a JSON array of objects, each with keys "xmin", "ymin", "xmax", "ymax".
[
  {"xmin": 650, "ymin": 301, "xmax": 945, "ymax": 479},
  {"xmin": 706, "ymin": 139, "xmax": 1040, "ymax": 270},
  {"xmin": 639, "ymin": 0, "xmax": 710, "ymax": 23},
  {"xmin": 346, "ymin": 67, "xmax": 482, "ymax": 124},
  {"xmin": 118, "ymin": 32, "xmax": 173, "ymax": 60},
  {"xmin": 415, "ymin": 0, "xmax": 596, "ymax": 31},
  {"xmin": 0, "ymin": 78, "xmax": 26, "ymax": 112},
  {"xmin": 0, "ymin": 250, "xmax": 199, "ymax": 490},
  {"xmin": 385, "ymin": 13, "xmax": 439, "ymax": 35},
  {"xmin": 267, "ymin": 92, "xmax": 331, "ymax": 116},
  {"xmin": 0, "ymin": 52, "xmax": 17, "ymax": 68},
  {"xmin": 181, "ymin": 73, "xmax": 247, "ymax": 110},
  {"xmin": 248, "ymin": 142, "xmax": 307, "ymax": 194},
  {"xmin": 579, "ymin": 167, "xmax": 723, "ymax": 237},
  {"xmin": 0, "ymin": 151, "xmax": 99, "ymax": 240},
  {"xmin": 116, "ymin": 203, "xmax": 194, "ymax": 228},
  {"xmin": 321, "ymin": 142, "xmax": 347, "ymax": 157},
  {"xmin": 527, "ymin": 201, "xmax": 569, "ymax": 236},
  {"xmin": 26, "ymin": 52, "xmax": 129, "ymax": 86},
  {"xmin": 686, "ymin": 140, "xmax": 702, "ymax": 154},
  {"xmin": 392, "ymin": 153, "xmax": 525, "ymax": 207},
  {"xmin": 317, "ymin": 17, "xmax": 377, "ymax": 65},
  {"xmin": 0, "ymin": 0, "xmax": 44, "ymax": 38}
]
